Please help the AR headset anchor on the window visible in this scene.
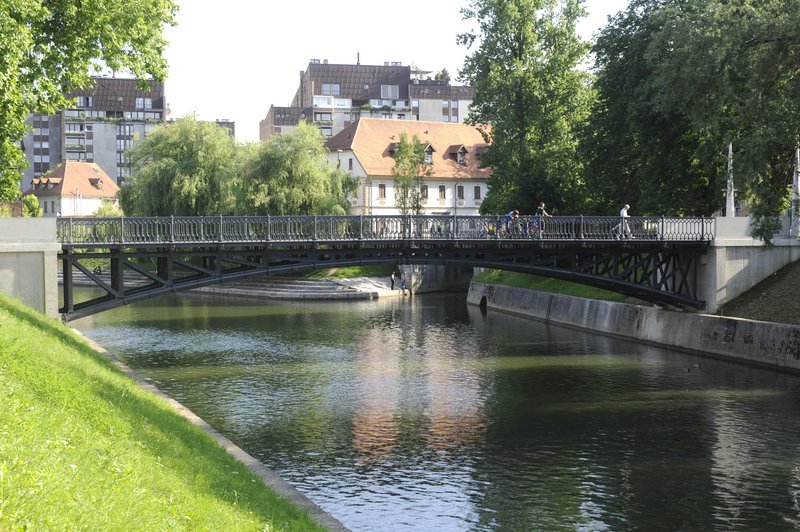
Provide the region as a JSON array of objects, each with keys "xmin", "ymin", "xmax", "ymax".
[
  {"xmin": 75, "ymin": 96, "xmax": 92, "ymax": 108},
  {"xmin": 420, "ymin": 185, "xmax": 428, "ymax": 199},
  {"xmin": 442, "ymin": 100, "xmax": 449, "ymax": 109},
  {"xmin": 135, "ymin": 97, "xmax": 152, "ymax": 110},
  {"xmin": 442, "ymin": 114, "xmax": 450, "ymax": 122},
  {"xmin": 424, "ymin": 147, "xmax": 434, "ymax": 164},
  {"xmin": 378, "ymin": 184, "xmax": 386, "ymax": 199},
  {"xmin": 474, "ymin": 186, "xmax": 482, "ymax": 200},
  {"xmin": 320, "ymin": 127, "xmax": 333, "ymax": 137},
  {"xmin": 412, "ymin": 99, "xmax": 419, "ymax": 108},
  {"xmin": 457, "ymin": 150, "xmax": 467, "ymax": 166},
  {"xmin": 348, "ymin": 158, "xmax": 353, "ymax": 171},
  {"xmin": 451, "ymin": 100, "xmax": 458, "ymax": 109},
  {"xmin": 43, "ymin": 201, "xmax": 47, "ymax": 214},
  {"xmin": 457, "ymin": 185, "xmax": 464, "ymax": 200},
  {"xmin": 438, "ymin": 185, "xmax": 446, "ymax": 200},
  {"xmin": 381, "ymin": 85, "xmax": 399, "ymax": 99},
  {"xmin": 322, "ymin": 83, "xmax": 340, "ymax": 96},
  {"xmin": 314, "ymin": 112, "xmax": 332, "ymax": 122}
]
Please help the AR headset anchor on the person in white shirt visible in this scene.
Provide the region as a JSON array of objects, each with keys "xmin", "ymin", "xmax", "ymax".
[{"xmin": 617, "ymin": 204, "xmax": 632, "ymax": 238}]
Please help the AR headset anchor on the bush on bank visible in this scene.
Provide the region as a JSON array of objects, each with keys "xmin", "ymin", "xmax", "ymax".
[{"xmin": 0, "ymin": 292, "xmax": 325, "ymax": 531}]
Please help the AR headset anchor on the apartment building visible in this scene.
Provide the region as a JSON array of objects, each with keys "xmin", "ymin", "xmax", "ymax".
[
  {"xmin": 259, "ymin": 59, "xmax": 475, "ymax": 141},
  {"xmin": 22, "ymin": 76, "xmax": 166, "ymax": 186},
  {"xmin": 326, "ymin": 118, "xmax": 490, "ymax": 216}
]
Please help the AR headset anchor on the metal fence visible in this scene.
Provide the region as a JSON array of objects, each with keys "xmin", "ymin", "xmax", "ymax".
[{"xmin": 57, "ymin": 215, "xmax": 715, "ymax": 245}]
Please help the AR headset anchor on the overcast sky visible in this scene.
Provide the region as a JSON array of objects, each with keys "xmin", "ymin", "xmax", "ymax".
[{"xmin": 162, "ymin": 0, "xmax": 629, "ymax": 142}]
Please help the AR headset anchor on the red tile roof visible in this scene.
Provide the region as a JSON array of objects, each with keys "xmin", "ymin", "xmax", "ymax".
[
  {"xmin": 24, "ymin": 161, "xmax": 120, "ymax": 199},
  {"xmin": 327, "ymin": 118, "xmax": 491, "ymax": 180}
]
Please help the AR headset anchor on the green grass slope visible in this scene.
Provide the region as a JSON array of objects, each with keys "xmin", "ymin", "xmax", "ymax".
[
  {"xmin": 0, "ymin": 293, "xmax": 325, "ymax": 531},
  {"xmin": 472, "ymin": 269, "xmax": 635, "ymax": 303}
]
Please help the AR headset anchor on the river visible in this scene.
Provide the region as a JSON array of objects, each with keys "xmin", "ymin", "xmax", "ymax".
[{"xmin": 72, "ymin": 290, "xmax": 800, "ymax": 531}]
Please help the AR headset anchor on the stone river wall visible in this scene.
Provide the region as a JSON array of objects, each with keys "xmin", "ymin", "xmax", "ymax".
[{"xmin": 467, "ymin": 282, "xmax": 800, "ymax": 372}]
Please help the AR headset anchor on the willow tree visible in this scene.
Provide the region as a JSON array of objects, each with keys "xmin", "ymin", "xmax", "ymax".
[
  {"xmin": 0, "ymin": 0, "xmax": 177, "ymax": 201},
  {"xmin": 229, "ymin": 122, "xmax": 355, "ymax": 215},
  {"xmin": 119, "ymin": 116, "xmax": 237, "ymax": 216},
  {"xmin": 458, "ymin": 0, "xmax": 593, "ymax": 215},
  {"xmin": 392, "ymin": 132, "xmax": 430, "ymax": 215}
]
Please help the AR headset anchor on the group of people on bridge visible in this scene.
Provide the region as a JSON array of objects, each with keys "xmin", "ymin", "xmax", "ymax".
[{"xmin": 498, "ymin": 202, "xmax": 633, "ymax": 240}]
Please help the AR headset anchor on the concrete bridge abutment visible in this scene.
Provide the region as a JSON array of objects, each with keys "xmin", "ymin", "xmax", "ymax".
[
  {"xmin": 0, "ymin": 218, "xmax": 60, "ymax": 319},
  {"xmin": 698, "ymin": 217, "xmax": 800, "ymax": 313}
]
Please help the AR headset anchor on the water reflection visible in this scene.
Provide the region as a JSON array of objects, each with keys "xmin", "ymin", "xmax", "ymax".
[{"xmin": 74, "ymin": 290, "xmax": 800, "ymax": 531}]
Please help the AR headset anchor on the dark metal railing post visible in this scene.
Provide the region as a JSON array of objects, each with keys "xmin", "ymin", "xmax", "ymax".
[
  {"xmin": 579, "ymin": 215, "xmax": 584, "ymax": 241},
  {"xmin": 267, "ymin": 214, "xmax": 271, "ymax": 241},
  {"xmin": 170, "ymin": 215, "xmax": 174, "ymax": 243},
  {"xmin": 314, "ymin": 215, "xmax": 318, "ymax": 241},
  {"xmin": 219, "ymin": 214, "xmax": 223, "ymax": 243},
  {"xmin": 661, "ymin": 215, "xmax": 665, "ymax": 241},
  {"xmin": 360, "ymin": 214, "xmax": 363, "ymax": 240},
  {"xmin": 120, "ymin": 216, "xmax": 125, "ymax": 245},
  {"xmin": 69, "ymin": 217, "xmax": 73, "ymax": 244}
]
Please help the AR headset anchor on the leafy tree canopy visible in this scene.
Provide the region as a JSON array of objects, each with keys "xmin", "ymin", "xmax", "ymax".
[
  {"xmin": 22, "ymin": 194, "xmax": 41, "ymax": 217},
  {"xmin": 0, "ymin": 0, "xmax": 177, "ymax": 201},
  {"xmin": 587, "ymin": 0, "xmax": 800, "ymax": 226},
  {"xmin": 120, "ymin": 116, "xmax": 237, "ymax": 216},
  {"xmin": 228, "ymin": 122, "xmax": 355, "ymax": 215},
  {"xmin": 392, "ymin": 132, "xmax": 431, "ymax": 215},
  {"xmin": 459, "ymin": 0, "xmax": 593, "ymax": 216}
]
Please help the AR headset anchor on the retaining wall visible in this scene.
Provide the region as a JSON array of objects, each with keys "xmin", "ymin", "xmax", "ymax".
[
  {"xmin": 0, "ymin": 218, "xmax": 60, "ymax": 318},
  {"xmin": 468, "ymin": 282, "xmax": 800, "ymax": 372}
]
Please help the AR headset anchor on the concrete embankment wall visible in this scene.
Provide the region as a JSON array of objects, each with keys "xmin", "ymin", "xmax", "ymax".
[
  {"xmin": 0, "ymin": 218, "xmax": 60, "ymax": 318},
  {"xmin": 468, "ymin": 282, "xmax": 800, "ymax": 372}
]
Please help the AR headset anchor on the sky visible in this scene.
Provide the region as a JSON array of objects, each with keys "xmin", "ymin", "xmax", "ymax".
[{"xmin": 162, "ymin": 0, "xmax": 630, "ymax": 143}]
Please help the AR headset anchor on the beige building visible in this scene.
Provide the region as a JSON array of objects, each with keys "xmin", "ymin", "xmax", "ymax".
[
  {"xmin": 24, "ymin": 161, "xmax": 120, "ymax": 217},
  {"xmin": 326, "ymin": 118, "xmax": 490, "ymax": 215}
]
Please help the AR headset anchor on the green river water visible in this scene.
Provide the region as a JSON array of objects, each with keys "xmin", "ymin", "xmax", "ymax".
[{"xmin": 72, "ymin": 290, "xmax": 800, "ymax": 531}]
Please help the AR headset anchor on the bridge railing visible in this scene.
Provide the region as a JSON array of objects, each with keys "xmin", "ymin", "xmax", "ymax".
[{"xmin": 57, "ymin": 215, "xmax": 714, "ymax": 245}]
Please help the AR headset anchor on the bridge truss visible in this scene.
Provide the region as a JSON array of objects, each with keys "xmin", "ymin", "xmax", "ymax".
[{"xmin": 57, "ymin": 215, "xmax": 713, "ymax": 320}]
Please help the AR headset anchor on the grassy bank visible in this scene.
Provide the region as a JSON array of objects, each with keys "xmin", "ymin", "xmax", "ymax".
[
  {"xmin": 0, "ymin": 293, "xmax": 325, "ymax": 530},
  {"xmin": 472, "ymin": 269, "xmax": 635, "ymax": 303}
]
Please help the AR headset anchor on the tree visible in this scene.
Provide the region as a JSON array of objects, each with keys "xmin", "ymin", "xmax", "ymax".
[
  {"xmin": 120, "ymin": 116, "xmax": 237, "ymax": 216},
  {"xmin": 587, "ymin": 0, "xmax": 800, "ymax": 235},
  {"xmin": 392, "ymin": 133, "xmax": 431, "ymax": 215},
  {"xmin": 93, "ymin": 200, "xmax": 123, "ymax": 218},
  {"xmin": 458, "ymin": 0, "xmax": 593, "ymax": 215},
  {"xmin": 22, "ymin": 194, "xmax": 42, "ymax": 217},
  {"xmin": 228, "ymin": 122, "xmax": 355, "ymax": 215},
  {"xmin": 434, "ymin": 68, "xmax": 451, "ymax": 83},
  {"xmin": 584, "ymin": 0, "xmax": 719, "ymax": 216},
  {"xmin": 0, "ymin": 0, "xmax": 177, "ymax": 201}
]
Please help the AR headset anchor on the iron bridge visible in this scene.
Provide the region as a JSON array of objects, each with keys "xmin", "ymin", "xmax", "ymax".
[{"xmin": 57, "ymin": 214, "xmax": 714, "ymax": 321}]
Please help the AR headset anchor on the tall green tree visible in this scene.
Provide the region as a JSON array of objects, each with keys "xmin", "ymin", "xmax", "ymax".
[
  {"xmin": 584, "ymin": 0, "xmax": 719, "ymax": 216},
  {"xmin": 0, "ymin": 0, "xmax": 177, "ymax": 201},
  {"xmin": 587, "ymin": 0, "xmax": 800, "ymax": 232},
  {"xmin": 119, "ymin": 116, "xmax": 237, "ymax": 216},
  {"xmin": 458, "ymin": 0, "xmax": 593, "ymax": 215},
  {"xmin": 228, "ymin": 122, "xmax": 355, "ymax": 215},
  {"xmin": 392, "ymin": 132, "xmax": 430, "ymax": 215}
]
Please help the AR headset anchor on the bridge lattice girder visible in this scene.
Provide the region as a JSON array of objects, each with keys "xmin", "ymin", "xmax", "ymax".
[{"xmin": 59, "ymin": 238, "xmax": 707, "ymax": 321}]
